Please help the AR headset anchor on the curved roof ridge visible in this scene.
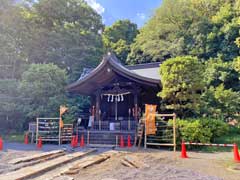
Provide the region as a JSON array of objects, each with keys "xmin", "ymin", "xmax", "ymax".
[
  {"xmin": 107, "ymin": 54, "xmax": 160, "ymax": 82},
  {"xmin": 66, "ymin": 53, "xmax": 160, "ymax": 93}
]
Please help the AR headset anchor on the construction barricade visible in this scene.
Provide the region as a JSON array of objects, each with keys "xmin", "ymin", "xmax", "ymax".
[{"xmin": 180, "ymin": 141, "xmax": 240, "ymax": 162}]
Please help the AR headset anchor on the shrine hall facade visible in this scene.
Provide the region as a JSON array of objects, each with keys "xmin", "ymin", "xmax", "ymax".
[{"xmin": 66, "ymin": 53, "xmax": 161, "ymax": 144}]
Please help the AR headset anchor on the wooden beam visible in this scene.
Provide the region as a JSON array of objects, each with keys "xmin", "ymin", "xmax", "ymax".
[
  {"xmin": 123, "ymin": 156, "xmax": 148, "ymax": 168},
  {"xmin": 0, "ymin": 149, "xmax": 97, "ymax": 180},
  {"xmin": 10, "ymin": 152, "xmax": 66, "ymax": 172},
  {"xmin": 121, "ymin": 159, "xmax": 134, "ymax": 167},
  {"xmin": 35, "ymin": 151, "xmax": 118, "ymax": 180},
  {"xmin": 61, "ymin": 151, "xmax": 117, "ymax": 175},
  {"xmin": 8, "ymin": 150, "xmax": 65, "ymax": 164}
]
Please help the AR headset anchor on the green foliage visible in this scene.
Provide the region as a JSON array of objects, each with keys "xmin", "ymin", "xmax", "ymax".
[
  {"xmin": 233, "ymin": 57, "xmax": 240, "ymax": 74},
  {"xmin": 158, "ymin": 56, "xmax": 204, "ymax": 117},
  {"xmin": 19, "ymin": 63, "xmax": 67, "ymax": 118},
  {"xmin": 200, "ymin": 118, "xmax": 229, "ymax": 139},
  {"xmin": 63, "ymin": 95, "xmax": 90, "ymax": 124},
  {"xmin": 200, "ymin": 84, "xmax": 240, "ymax": 119},
  {"xmin": 207, "ymin": 126, "xmax": 240, "ymax": 152},
  {"xmin": 102, "ymin": 20, "xmax": 138, "ymax": 64},
  {"xmin": 173, "ymin": 119, "xmax": 212, "ymax": 143},
  {"xmin": 200, "ymin": 57, "xmax": 239, "ymax": 118},
  {"xmin": 0, "ymin": 0, "xmax": 239, "ymax": 137},
  {"xmin": 0, "ymin": 80, "xmax": 19, "ymax": 113},
  {"xmin": 236, "ymin": 37, "xmax": 240, "ymax": 48},
  {"xmin": 128, "ymin": 0, "xmax": 240, "ymax": 64},
  {"xmin": 0, "ymin": 0, "xmax": 29, "ymax": 79},
  {"xmin": 19, "ymin": 0, "xmax": 104, "ymax": 81},
  {"xmin": 203, "ymin": 58, "xmax": 240, "ymax": 91},
  {"xmin": 170, "ymin": 118, "xmax": 229, "ymax": 143},
  {"xmin": 0, "ymin": 79, "xmax": 23, "ymax": 132},
  {"xmin": 0, "ymin": 0, "xmax": 105, "ymax": 131}
]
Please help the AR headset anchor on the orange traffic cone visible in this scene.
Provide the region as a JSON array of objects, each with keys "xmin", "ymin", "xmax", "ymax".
[
  {"xmin": 24, "ymin": 133, "xmax": 28, "ymax": 144},
  {"xmin": 127, "ymin": 135, "xmax": 132, "ymax": 148},
  {"xmin": 120, "ymin": 135, "xmax": 124, "ymax": 148},
  {"xmin": 80, "ymin": 134, "xmax": 85, "ymax": 147},
  {"xmin": 0, "ymin": 137, "xmax": 3, "ymax": 151},
  {"xmin": 180, "ymin": 141, "xmax": 188, "ymax": 158},
  {"xmin": 233, "ymin": 143, "xmax": 240, "ymax": 162},
  {"xmin": 37, "ymin": 137, "xmax": 42, "ymax": 149},
  {"xmin": 72, "ymin": 135, "xmax": 77, "ymax": 148},
  {"xmin": 75, "ymin": 135, "xmax": 78, "ymax": 147},
  {"xmin": 71, "ymin": 135, "xmax": 74, "ymax": 148}
]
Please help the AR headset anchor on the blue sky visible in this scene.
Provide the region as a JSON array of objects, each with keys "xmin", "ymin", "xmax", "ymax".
[{"xmin": 85, "ymin": 0, "xmax": 162, "ymax": 28}]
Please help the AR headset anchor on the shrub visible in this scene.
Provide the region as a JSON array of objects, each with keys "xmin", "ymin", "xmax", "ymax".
[
  {"xmin": 200, "ymin": 118, "xmax": 229, "ymax": 141},
  {"xmin": 169, "ymin": 118, "xmax": 229, "ymax": 143}
]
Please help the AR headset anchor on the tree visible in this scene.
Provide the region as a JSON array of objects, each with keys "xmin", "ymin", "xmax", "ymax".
[
  {"xmin": 127, "ymin": 0, "xmax": 240, "ymax": 64},
  {"xmin": 203, "ymin": 57, "xmax": 240, "ymax": 91},
  {"xmin": 0, "ymin": 79, "xmax": 23, "ymax": 133},
  {"xmin": 233, "ymin": 57, "xmax": 240, "ymax": 74},
  {"xmin": 0, "ymin": 0, "xmax": 28, "ymax": 79},
  {"xmin": 158, "ymin": 56, "xmax": 204, "ymax": 117},
  {"xmin": 19, "ymin": 63, "xmax": 67, "ymax": 119},
  {"xmin": 200, "ymin": 84, "xmax": 240, "ymax": 119},
  {"xmin": 102, "ymin": 20, "xmax": 138, "ymax": 64},
  {"xmin": 200, "ymin": 57, "xmax": 240, "ymax": 118},
  {"xmin": 19, "ymin": 0, "xmax": 104, "ymax": 81}
]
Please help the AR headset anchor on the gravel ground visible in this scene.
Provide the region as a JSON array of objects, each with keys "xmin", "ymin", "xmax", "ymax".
[{"xmin": 0, "ymin": 143, "xmax": 239, "ymax": 180}]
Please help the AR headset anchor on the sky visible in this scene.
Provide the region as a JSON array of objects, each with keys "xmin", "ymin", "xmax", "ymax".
[{"xmin": 85, "ymin": 0, "xmax": 163, "ymax": 28}]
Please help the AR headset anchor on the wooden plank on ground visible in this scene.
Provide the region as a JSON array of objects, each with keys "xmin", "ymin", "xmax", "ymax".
[
  {"xmin": 9, "ymin": 151, "xmax": 66, "ymax": 172},
  {"xmin": 33, "ymin": 150, "xmax": 117, "ymax": 180},
  {"xmin": 121, "ymin": 159, "xmax": 134, "ymax": 167},
  {"xmin": 62, "ymin": 152, "xmax": 113, "ymax": 175},
  {"xmin": 123, "ymin": 155, "xmax": 148, "ymax": 168},
  {"xmin": 0, "ymin": 149, "xmax": 96, "ymax": 180},
  {"xmin": 8, "ymin": 150, "xmax": 65, "ymax": 164},
  {"xmin": 63, "ymin": 155, "xmax": 110, "ymax": 175}
]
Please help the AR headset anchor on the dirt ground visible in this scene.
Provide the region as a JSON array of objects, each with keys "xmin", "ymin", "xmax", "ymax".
[
  {"xmin": 0, "ymin": 143, "xmax": 240, "ymax": 180},
  {"xmin": 70, "ymin": 149, "xmax": 239, "ymax": 180}
]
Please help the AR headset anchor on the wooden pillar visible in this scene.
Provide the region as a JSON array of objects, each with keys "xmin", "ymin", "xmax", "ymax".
[
  {"xmin": 95, "ymin": 90, "xmax": 100, "ymax": 122},
  {"xmin": 134, "ymin": 89, "xmax": 138, "ymax": 121}
]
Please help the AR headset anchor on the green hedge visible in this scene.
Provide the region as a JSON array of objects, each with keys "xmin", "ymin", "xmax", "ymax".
[{"xmin": 169, "ymin": 118, "xmax": 229, "ymax": 143}]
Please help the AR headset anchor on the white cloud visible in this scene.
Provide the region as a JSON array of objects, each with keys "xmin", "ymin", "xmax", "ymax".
[
  {"xmin": 137, "ymin": 13, "xmax": 146, "ymax": 20},
  {"xmin": 85, "ymin": 0, "xmax": 105, "ymax": 14}
]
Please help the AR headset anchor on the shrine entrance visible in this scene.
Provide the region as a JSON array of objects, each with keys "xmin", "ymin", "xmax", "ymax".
[{"xmin": 67, "ymin": 53, "xmax": 161, "ymax": 145}]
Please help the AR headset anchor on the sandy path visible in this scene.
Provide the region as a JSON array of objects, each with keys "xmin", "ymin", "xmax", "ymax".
[
  {"xmin": 66, "ymin": 148, "xmax": 240, "ymax": 180},
  {"xmin": 0, "ymin": 144, "xmax": 239, "ymax": 180}
]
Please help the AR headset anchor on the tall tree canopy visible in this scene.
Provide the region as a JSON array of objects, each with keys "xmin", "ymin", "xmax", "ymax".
[
  {"xmin": 18, "ymin": 0, "xmax": 104, "ymax": 81},
  {"xmin": 102, "ymin": 20, "xmax": 138, "ymax": 64},
  {"xmin": 0, "ymin": 0, "xmax": 104, "ymax": 131},
  {"xmin": 19, "ymin": 63, "xmax": 67, "ymax": 119},
  {"xmin": 158, "ymin": 56, "xmax": 205, "ymax": 117},
  {"xmin": 127, "ymin": 0, "xmax": 240, "ymax": 64},
  {"xmin": 203, "ymin": 58, "xmax": 240, "ymax": 91},
  {"xmin": 0, "ymin": 0, "xmax": 28, "ymax": 79}
]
